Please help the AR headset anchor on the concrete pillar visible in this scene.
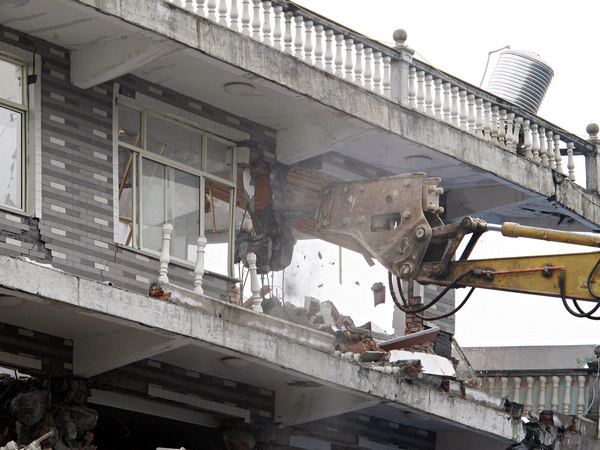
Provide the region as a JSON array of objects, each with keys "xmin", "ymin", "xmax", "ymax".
[
  {"xmin": 585, "ymin": 123, "xmax": 600, "ymax": 194},
  {"xmin": 390, "ymin": 29, "xmax": 414, "ymax": 105}
]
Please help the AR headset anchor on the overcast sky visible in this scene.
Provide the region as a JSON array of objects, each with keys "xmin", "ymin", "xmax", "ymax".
[{"xmin": 283, "ymin": 0, "xmax": 600, "ymax": 347}]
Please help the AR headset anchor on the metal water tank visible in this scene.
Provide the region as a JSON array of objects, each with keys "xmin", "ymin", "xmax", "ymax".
[{"xmin": 486, "ymin": 49, "xmax": 553, "ymax": 114}]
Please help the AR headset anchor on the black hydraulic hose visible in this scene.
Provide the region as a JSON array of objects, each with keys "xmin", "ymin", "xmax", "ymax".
[
  {"xmin": 388, "ymin": 271, "xmax": 476, "ymax": 320},
  {"xmin": 559, "ymin": 269, "xmax": 600, "ymax": 320}
]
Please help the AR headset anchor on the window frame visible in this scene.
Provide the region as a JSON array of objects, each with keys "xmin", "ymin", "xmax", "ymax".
[
  {"xmin": 0, "ymin": 55, "xmax": 28, "ymax": 212},
  {"xmin": 116, "ymin": 99, "xmax": 238, "ymax": 276}
]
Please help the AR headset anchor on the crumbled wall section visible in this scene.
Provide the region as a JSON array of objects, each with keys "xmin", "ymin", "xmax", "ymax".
[{"xmin": 0, "ymin": 25, "xmax": 275, "ymax": 299}]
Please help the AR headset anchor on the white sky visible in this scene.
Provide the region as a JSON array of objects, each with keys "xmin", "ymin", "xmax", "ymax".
[{"xmin": 282, "ymin": 0, "xmax": 600, "ymax": 346}]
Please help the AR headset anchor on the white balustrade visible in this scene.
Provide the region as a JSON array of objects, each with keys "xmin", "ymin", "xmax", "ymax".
[
  {"xmin": 241, "ymin": 0, "xmax": 251, "ymax": 36},
  {"xmin": 416, "ymin": 71, "xmax": 425, "ymax": 112},
  {"xmin": 513, "ymin": 377, "xmax": 521, "ymax": 403},
  {"xmin": 434, "ymin": 79, "xmax": 443, "ymax": 119},
  {"xmin": 490, "ymin": 105, "xmax": 498, "ymax": 144},
  {"xmin": 303, "ymin": 20, "xmax": 313, "ymax": 63},
  {"xmin": 551, "ymin": 375, "xmax": 560, "ymax": 411},
  {"xmin": 230, "ymin": 0, "xmax": 239, "ymax": 31},
  {"xmin": 423, "ymin": 74, "xmax": 433, "ymax": 115},
  {"xmin": 459, "ymin": 90, "xmax": 468, "ymax": 131},
  {"xmin": 382, "ymin": 56, "xmax": 391, "ymax": 97},
  {"xmin": 272, "ymin": 5, "xmax": 282, "ymax": 49},
  {"xmin": 262, "ymin": 1, "xmax": 272, "ymax": 45},
  {"xmin": 354, "ymin": 43, "xmax": 364, "ymax": 86},
  {"xmin": 539, "ymin": 127, "xmax": 548, "ymax": 166},
  {"xmin": 475, "ymin": 98, "xmax": 483, "ymax": 135},
  {"xmin": 344, "ymin": 38, "xmax": 354, "ymax": 81},
  {"xmin": 158, "ymin": 222, "xmax": 173, "ymax": 284},
  {"xmin": 334, "ymin": 34, "xmax": 344, "ymax": 76},
  {"xmin": 251, "ymin": 0, "xmax": 261, "ymax": 40},
  {"xmin": 538, "ymin": 376, "xmax": 547, "ymax": 412},
  {"xmin": 567, "ymin": 142, "xmax": 575, "ymax": 181},
  {"xmin": 467, "ymin": 94, "xmax": 475, "ymax": 132},
  {"xmin": 373, "ymin": 51, "xmax": 382, "ymax": 94},
  {"xmin": 531, "ymin": 123, "xmax": 540, "ymax": 163},
  {"xmin": 563, "ymin": 375, "xmax": 573, "ymax": 414},
  {"xmin": 246, "ymin": 252, "xmax": 262, "ymax": 312},
  {"xmin": 547, "ymin": 130, "xmax": 556, "ymax": 169},
  {"xmin": 450, "ymin": 87, "xmax": 459, "ymax": 127},
  {"xmin": 207, "ymin": 0, "xmax": 217, "ymax": 21},
  {"xmin": 525, "ymin": 376, "xmax": 534, "ymax": 413},
  {"xmin": 314, "ymin": 24, "xmax": 324, "ymax": 69},
  {"xmin": 293, "ymin": 15, "xmax": 303, "ymax": 58},
  {"xmin": 363, "ymin": 47, "xmax": 373, "ymax": 89},
  {"xmin": 501, "ymin": 376, "xmax": 509, "ymax": 398},
  {"xmin": 194, "ymin": 235, "xmax": 207, "ymax": 295},
  {"xmin": 442, "ymin": 83, "xmax": 451, "ymax": 123},
  {"xmin": 554, "ymin": 134, "xmax": 563, "ymax": 173},
  {"xmin": 218, "ymin": 0, "xmax": 228, "ymax": 25},
  {"xmin": 577, "ymin": 375, "xmax": 587, "ymax": 415}
]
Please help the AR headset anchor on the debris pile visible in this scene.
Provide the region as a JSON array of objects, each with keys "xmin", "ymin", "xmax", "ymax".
[{"xmin": 0, "ymin": 375, "xmax": 97, "ymax": 450}]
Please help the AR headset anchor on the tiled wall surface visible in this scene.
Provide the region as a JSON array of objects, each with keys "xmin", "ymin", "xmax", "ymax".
[{"xmin": 0, "ymin": 25, "xmax": 275, "ymax": 299}]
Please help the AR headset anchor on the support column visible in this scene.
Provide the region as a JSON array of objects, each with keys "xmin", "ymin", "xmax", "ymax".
[
  {"xmin": 585, "ymin": 123, "xmax": 600, "ymax": 194},
  {"xmin": 390, "ymin": 29, "xmax": 414, "ymax": 105}
]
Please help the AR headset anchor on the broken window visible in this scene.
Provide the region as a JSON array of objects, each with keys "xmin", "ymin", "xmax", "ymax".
[
  {"xmin": 117, "ymin": 102, "xmax": 238, "ymax": 276},
  {"xmin": 0, "ymin": 58, "xmax": 26, "ymax": 210}
]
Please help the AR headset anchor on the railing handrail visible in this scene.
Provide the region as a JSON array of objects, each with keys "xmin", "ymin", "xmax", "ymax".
[{"xmin": 411, "ymin": 58, "xmax": 595, "ymax": 155}]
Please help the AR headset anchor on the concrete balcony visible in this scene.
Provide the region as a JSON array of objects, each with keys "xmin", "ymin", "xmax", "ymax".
[{"xmin": 3, "ymin": 0, "xmax": 600, "ymax": 231}]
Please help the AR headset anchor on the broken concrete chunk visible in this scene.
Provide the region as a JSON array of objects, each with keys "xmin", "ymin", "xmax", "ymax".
[
  {"xmin": 389, "ymin": 350, "xmax": 455, "ymax": 377},
  {"xmin": 10, "ymin": 390, "xmax": 48, "ymax": 426}
]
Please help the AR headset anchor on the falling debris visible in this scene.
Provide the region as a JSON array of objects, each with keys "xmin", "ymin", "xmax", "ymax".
[
  {"xmin": 318, "ymin": 283, "xmax": 323, "ymax": 288},
  {"xmin": 371, "ymin": 282, "xmax": 385, "ymax": 306},
  {"xmin": 317, "ymin": 251, "xmax": 322, "ymax": 259}
]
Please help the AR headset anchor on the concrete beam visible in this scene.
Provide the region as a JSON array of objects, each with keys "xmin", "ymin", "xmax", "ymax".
[
  {"xmin": 73, "ymin": 329, "xmax": 189, "ymax": 377},
  {"xmin": 71, "ymin": 31, "xmax": 183, "ymax": 89},
  {"xmin": 275, "ymin": 386, "xmax": 379, "ymax": 427}
]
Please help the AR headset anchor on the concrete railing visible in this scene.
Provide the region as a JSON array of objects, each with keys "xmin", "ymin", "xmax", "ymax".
[
  {"xmin": 480, "ymin": 370, "xmax": 597, "ymax": 418},
  {"xmin": 165, "ymin": 0, "xmax": 600, "ymax": 191}
]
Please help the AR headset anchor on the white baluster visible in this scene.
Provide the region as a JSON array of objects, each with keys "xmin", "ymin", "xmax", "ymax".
[
  {"xmin": 303, "ymin": 20, "xmax": 313, "ymax": 63},
  {"xmin": 283, "ymin": 11, "xmax": 293, "ymax": 53},
  {"xmin": 475, "ymin": 97, "xmax": 484, "ymax": 135},
  {"xmin": 442, "ymin": 82, "xmax": 451, "ymax": 123},
  {"xmin": 207, "ymin": 0, "xmax": 217, "ymax": 21},
  {"xmin": 262, "ymin": 1, "xmax": 272, "ymax": 45},
  {"xmin": 294, "ymin": 15, "xmax": 304, "ymax": 58},
  {"xmin": 158, "ymin": 223, "xmax": 173, "ymax": 284},
  {"xmin": 539, "ymin": 127, "xmax": 549, "ymax": 167},
  {"xmin": 241, "ymin": 0, "xmax": 251, "ymax": 36},
  {"xmin": 334, "ymin": 34, "xmax": 344, "ymax": 76},
  {"xmin": 531, "ymin": 123, "xmax": 541, "ymax": 163},
  {"xmin": 363, "ymin": 47, "xmax": 373, "ymax": 89},
  {"xmin": 513, "ymin": 377, "xmax": 521, "ymax": 403},
  {"xmin": 354, "ymin": 43, "xmax": 364, "ymax": 85},
  {"xmin": 554, "ymin": 134, "xmax": 563, "ymax": 173},
  {"xmin": 505, "ymin": 113, "xmax": 515, "ymax": 152},
  {"xmin": 324, "ymin": 29, "xmax": 334, "ymax": 72},
  {"xmin": 525, "ymin": 376, "xmax": 534, "ymax": 413},
  {"xmin": 196, "ymin": 0, "xmax": 206, "ymax": 16},
  {"xmin": 314, "ymin": 24, "xmax": 324, "ymax": 68},
  {"xmin": 373, "ymin": 51, "xmax": 382, "ymax": 94},
  {"xmin": 246, "ymin": 252, "xmax": 262, "ymax": 312},
  {"xmin": 483, "ymin": 101, "xmax": 491, "ymax": 141},
  {"xmin": 416, "ymin": 71, "xmax": 425, "ymax": 112},
  {"xmin": 424, "ymin": 74, "xmax": 433, "ymax": 115},
  {"xmin": 344, "ymin": 38, "xmax": 354, "ymax": 81},
  {"xmin": 567, "ymin": 142, "xmax": 575, "ymax": 181},
  {"xmin": 498, "ymin": 109, "xmax": 507, "ymax": 147},
  {"xmin": 251, "ymin": 0, "xmax": 261, "ymax": 40},
  {"xmin": 407, "ymin": 66, "xmax": 416, "ymax": 108},
  {"xmin": 490, "ymin": 105, "xmax": 499, "ymax": 144},
  {"xmin": 459, "ymin": 90, "xmax": 468, "ymax": 131},
  {"xmin": 551, "ymin": 376, "xmax": 560, "ymax": 411},
  {"xmin": 467, "ymin": 94, "xmax": 475, "ymax": 133},
  {"xmin": 434, "ymin": 78, "xmax": 443, "ymax": 119},
  {"xmin": 513, "ymin": 116, "xmax": 523, "ymax": 153},
  {"xmin": 547, "ymin": 130, "xmax": 556, "ymax": 169},
  {"xmin": 185, "ymin": 0, "xmax": 196, "ymax": 13},
  {"xmin": 229, "ymin": 0, "xmax": 239, "ymax": 31},
  {"xmin": 194, "ymin": 235, "xmax": 207, "ymax": 295},
  {"xmin": 522, "ymin": 120, "xmax": 532, "ymax": 159},
  {"xmin": 501, "ymin": 376, "xmax": 509, "ymax": 398},
  {"xmin": 538, "ymin": 376, "xmax": 547, "ymax": 412},
  {"xmin": 451, "ymin": 86, "xmax": 459, "ymax": 126},
  {"xmin": 563, "ymin": 375, "xmax": 573, "ymax": 414},
  {"xmin": 577, "ymin": 375, "xmax": 587, "ymax": 415},
  {"xmin": 272, "ymin": 5, "xmax": 282, "ymax": 48},
  {"xmin": 218, "ymin": 0, "xmax": 228, "ymax": 25},
  {"xmin": 382, "ymin": 56, "xmax": 391, "ymax": 97}
]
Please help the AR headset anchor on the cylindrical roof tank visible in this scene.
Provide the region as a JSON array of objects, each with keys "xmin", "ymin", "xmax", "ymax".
[{"xmin": 486, "ymin": 49, "xmax": 554, "ymax": 114}]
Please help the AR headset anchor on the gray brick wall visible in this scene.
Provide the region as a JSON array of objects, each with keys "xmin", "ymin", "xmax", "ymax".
[{"xmin": 0, "ymin": 25, "xmax": 274, "ymax": 300}]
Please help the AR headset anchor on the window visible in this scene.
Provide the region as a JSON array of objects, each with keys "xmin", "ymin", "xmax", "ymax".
[
  {"xmin": 0, "ymin": 57, "xmax": 26, "ymax": 210},
  {"xmin": 117, "ymin": 102, "xmax": 240, "ymax": 276}
]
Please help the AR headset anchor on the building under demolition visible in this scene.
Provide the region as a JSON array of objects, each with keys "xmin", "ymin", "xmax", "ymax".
[{"xmin": 0, "ymin": 0, "xmax": 599, "ymax": 448}]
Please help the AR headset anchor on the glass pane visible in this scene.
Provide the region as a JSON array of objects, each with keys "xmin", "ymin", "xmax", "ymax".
[
  {"xmin": 206, "ymin": 137, "xmax": 232, "ymax": 181},
  {"xmin": 147, "ymin": 116, "xmax": 202, "ymax": 171},
  {"xmin": 204, "ymin": 180, "xmax": 232, "ymax": 274},
  {"xmin": 118, "ymin": 105, "xmax": 141, "ymax": 147},
  {"xmin": 0, "ymin": 107, "xmax": 22, "ymax": 209},
  {"xmin": 0, "ymin": 59, "xmax": 23, "ymax": 104},
  {"xmin": 141, "ymin": 159, "xmax": 166, "ymax": 253},
  {"xmin": 171, "ymin": 168, "xmax": 200, "ymax": 261},
  {"xmin": 117, "ymin": 147, "xmax": 135, "ymax": 247}
]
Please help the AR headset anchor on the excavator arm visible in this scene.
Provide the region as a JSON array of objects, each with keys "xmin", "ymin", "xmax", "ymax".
[{"xmin": 315, "ymin": 174, "xmax": 600, "ymax": 312}]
